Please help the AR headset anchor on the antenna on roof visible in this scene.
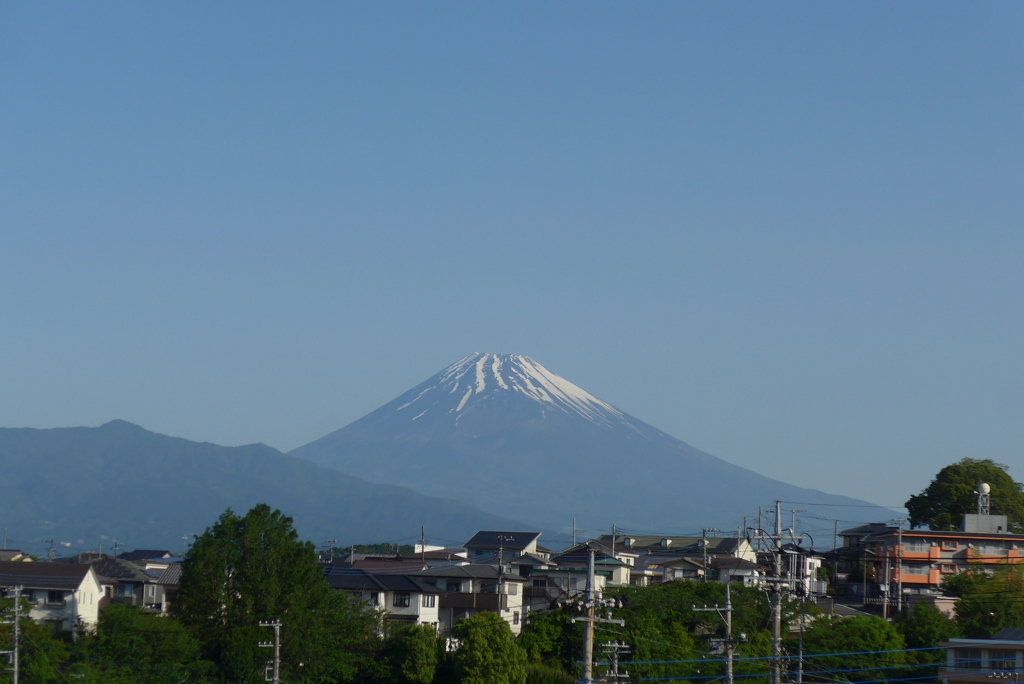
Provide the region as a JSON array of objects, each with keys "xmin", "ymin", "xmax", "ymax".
[{"xmin": 977, "ymin": 483, "xmax": 991, "ymax": 515}]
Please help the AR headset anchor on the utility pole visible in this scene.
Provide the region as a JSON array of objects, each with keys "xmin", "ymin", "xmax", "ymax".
[
  {"xmin": 259, "ymin": 620, "xmax": 281, "ymax": 684},
  {"xmin": 772, "ymin": 502, "xmax": 782, "ymax": 684},
  {"xmin": 571, "ymin": 546, "xmax": 624, "ymax": 684},
  {"xmin": 701, "ymin": 528, "xmax": 719, "ymax": 582},
  {"xmin": 573, "ymin": 518, "xmax": 577, "ymax": 547},
  {"xmin": 693, "ymin": 582, "xmax": 735, "ymax": 684},
  {"xmin": 1, "ymin": 585, "xmax": 21, "ymax": 684},
  {"xmin": 896, "ymin": 519, "xmax": 904, "ymax": 616},
  {"xmin": 601, "ymin": 641, "xmax": 630, "ymax": 684},
  {"xmin": 612, "ymin": 524, "xmax": 616, "ymax": 560},
  {"xmin": 582, "ymin": 548, "xmax": 595, "ymax": 684},
  {"xmin": 421, "ymin": 527, "xmax": 426, "ymax": 565}
]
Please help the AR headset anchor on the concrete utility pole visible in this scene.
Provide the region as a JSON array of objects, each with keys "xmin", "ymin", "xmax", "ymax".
[
  {"xmin": 772, "ymin": 503, "xmax": 782, "ymax": 684},
  {"xmin": 259, "ymin": 620, "xmax": 282, "ymax": 684},
  {"xmin": 572, "ymin": 546, "xmax": 625, "ymax": 684},
  {"xmin": 1, "ymin": 585, "xmax": 22, "ymax": 684},
  {"xmin": 693, "ymin": 582, "xmax": 735, "ymax": 684},
  {"xmin": 896, "ymin": 519, "xmax": 904, "ymax": 616},
  {"xmin": 601, "ymin": 641, "xmax": 631, "ymax": 684}
]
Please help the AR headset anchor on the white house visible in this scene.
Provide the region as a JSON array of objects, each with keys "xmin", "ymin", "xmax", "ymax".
[
  {"xmin": 325, "ymin": 568, "xmax": 440, "ymax": 628},
  {"xmin": 414, "ymin": 564, "xmax": 529, "ymax": 635},
  {"xmin": 0, "ymin": 561, "xmax": 103, "ymax": 632}
]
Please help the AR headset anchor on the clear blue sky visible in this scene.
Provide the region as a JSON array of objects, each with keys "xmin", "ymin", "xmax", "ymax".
[{"xmin": 2, "ymin": 3, "xmax": 1022, "ymax": 510}]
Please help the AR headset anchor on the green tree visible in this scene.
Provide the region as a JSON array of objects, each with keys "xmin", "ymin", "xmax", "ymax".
[
  {"xmin": 172, "ymin": 504, "xmax": 378, "ymax": 684},
  {"xmin": 951, "ymin": 565, "xmax": 1024, "ymax": 638},
  {"xmin": 74, "ymin": 604, "xmax": 210, "ymax": 683},
  {"xmin": 452, "ymin": 612, "xmax": 527, "ymax": 684},
  {"xmin": 381, "ymin": 624, "xmax": 440, "ymax": 684},
  {"xmin": 798, "ymin": 616, "xmax": 906, "ymax": 683},
  {"xmin": 895, "ymin": 602, "xmax": 959, "ymax": 679},
  {"xmin": 905, "ymin": 459, "xmax": 1024, "ymax": 532}
]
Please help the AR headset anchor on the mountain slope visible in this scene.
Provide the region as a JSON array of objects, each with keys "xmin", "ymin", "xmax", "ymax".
[
  {"xmin": 292, "ymin": 353, "xmax": 895, "ymax": 533},
  {"xmin": 0, "ymin": 420, "xmax": 530, "ymax": 551}
]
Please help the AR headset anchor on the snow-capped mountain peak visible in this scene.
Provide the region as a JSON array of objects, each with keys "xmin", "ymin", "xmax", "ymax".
[{"xmin": 395, "ymin": 353, "xmax": 642, "ymax": 432}]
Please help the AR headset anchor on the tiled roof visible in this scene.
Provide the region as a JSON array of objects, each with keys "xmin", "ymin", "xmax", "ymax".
[
  {"xmin": 117, "ymin": 550, "xmax": 175, "ymax": 561},
  {"xmin": 464, "ymin": 531, "xmax": 541, "ymax": 551},
  {"xmin": 324, "ymin": 568, "xmax": 439, "ymax": 594},
  {"xmin": 156, "ymin": 564, "xmax": 182, "ymax": 585},
  {"xmin": 89, "ymin": 558, "xmax": 152, "ymax": 583},
  {"xmin": 414, "ymin": 565, "xmax": 528, "ymax": 582},
  {"xmin": 0, "ymin": 561, "xmax": 92, "ymax": 591}
]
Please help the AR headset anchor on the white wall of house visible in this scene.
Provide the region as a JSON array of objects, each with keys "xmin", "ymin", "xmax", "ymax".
[{"xmin": 25, "ymin": 571, "xmax": 102, "ymax": 632}]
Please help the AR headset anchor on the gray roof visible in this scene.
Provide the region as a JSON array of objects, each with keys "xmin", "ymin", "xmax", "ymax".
[
  {"xmin": 993, "ymin": 628, "xmax": 1024, "ymax": 641},
  {"xmin": 324, "ymin": 568, "xmax": 439, "ymax": 594},
  {"xmin": 117, "ymin": 550, "xmax": 175, "ymax": 561},
  {"xmin": 0, "ymin": 561, "xmax": 93, "ymax": 591},
  {"xmin": 595, "ymin": 535, "xmax": 745, "ymax": 555},
  {"xmin": 464, "ymin": 531, "xmax": 541, "ymax": 551},
  {"xmin": 0, "ymin": 551, "xmax": 28, "ymax": 562},
  {"xmin": 156, "ymin": 563, "xmax": 182, "ymax": 585},
  {"xmin": 88, "ymin": 557, "xmax": 153, "ymax": 583},
  {"xmin": 414, "ymin": 564, "xmax": 529, "ymax": 582}
]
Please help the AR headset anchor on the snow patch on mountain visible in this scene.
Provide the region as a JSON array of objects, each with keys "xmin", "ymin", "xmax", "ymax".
[{"xmin": 396, "ymin": 353, "xmax": 645, "ymax": 434}]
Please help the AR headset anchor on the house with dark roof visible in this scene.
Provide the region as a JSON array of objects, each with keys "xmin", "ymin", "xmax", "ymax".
[
  {"xmin": 0, "ymin": 561, "xmax": 103, "ymax": 632},
  {"xmin": 0, "ymin": 550, "xmax": 31, "ymax": 562},
  {"xmin": 464, "ymin": 531, "xmax": 542, "ymax": 560},
  {"xmin": 325, "ymin": 568, "xmax": 440, "ymax": 628},
  {"xmin": 414, "ymin": 564, "xmax": 529, "ymax": 635}
]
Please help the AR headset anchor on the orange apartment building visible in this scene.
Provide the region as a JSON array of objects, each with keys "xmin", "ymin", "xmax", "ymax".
[{"xmin": 839, "ymin": 511, "xmax": 1024, "ymax": 605}]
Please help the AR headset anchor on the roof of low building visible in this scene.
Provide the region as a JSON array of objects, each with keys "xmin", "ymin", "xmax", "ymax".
[
  {"xmin": 89, "ymin": 557, "xmax": 154, "ymax": 583},
  {"xmin": 0, "ymin": 561, "xmax": 94, "ymax": 590},
  {"xmin": 156, "ymin": 564, "xmax": 182, "ymax": 585},
  {"xmin": 117, "ymin": 550, "xmax": 175, "ymax": 561},
  {"xmin": 464, "ymin": 531, "xmax": 541, "ymax": 551},
  {"xmin": 414, "ymin": 564, "xmax": 529, "ymax": 582},
  {"xmin": 324, "ymin": 568, "xmax": 439, "ymax": 594},
  {"xmin": 0, "ymin": 551, "xmax": 29, "ymax": 562}
]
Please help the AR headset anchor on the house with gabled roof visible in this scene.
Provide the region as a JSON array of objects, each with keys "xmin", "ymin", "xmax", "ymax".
[
  {"xmin": 0, "ymin": 561, "xmax": 103, "ymax": 632},
  {"xmin": 464, "ymin": 531, "xmax": 542, "ymax": 560},
  {"xmin": 414, "ymin": 563, "xmax": 528, "ymax": 635},
  {"xmin": 325, "ymin": 568, "xmax": 440, "ymax": 628}
]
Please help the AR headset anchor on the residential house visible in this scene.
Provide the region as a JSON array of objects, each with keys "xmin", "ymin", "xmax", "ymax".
[
  {"xmin": 0, "ymin": 550, "xmax": 31, "ymax": 562},
  {"xmin": 464, "ymin": 531, "xmax": 543, "ymax": 562},
  {"xmin": 0, "ymin": 561, "xmax": 103, "ymax": 632},
  {"xmin": 414, "ymin": 564, "xmax": 528, "ymax": 635},
  {"xmin": 939, "ymin": 628, "xmax": 1024, "ymax": 684},
  {"xmin": 325, "ymin": 568, "xmax": 440, "ymax": 628}
]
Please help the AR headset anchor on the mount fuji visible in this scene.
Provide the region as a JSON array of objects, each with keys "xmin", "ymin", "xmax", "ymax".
[{"xmin": 292, "ymin": 353, "xmax": 894, "ymax": 534}]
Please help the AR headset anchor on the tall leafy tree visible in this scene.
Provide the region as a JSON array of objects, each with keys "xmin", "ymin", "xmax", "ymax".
[
  {"xmin": 381, "ymin": 624, "xmax": 440, "ymax": 684},
  {"xmin": 74, "ymin": 604, "xmax": 210, "ymax": 683},
  {"xmin": 171, "ymin": 504, "xmax": 377, "ymax": 684},
  {"xmin": 905, "ymin": 459, "xmax": 1024, "ymax": 531},
  {"xmin": 950, "ymin": 566, "xmax": 1024, "ymax": 638},
  {"xmin": 798, "ymin": 616, "xmax": 906, "ymax": 683},
  {"xmin": 452, "ymin": 612, "xmax": 527, "ymax": 684}
]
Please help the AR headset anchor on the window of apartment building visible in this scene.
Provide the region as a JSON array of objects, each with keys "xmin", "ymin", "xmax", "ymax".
[
  {"xmin": 978, "ymin": 543, "xmax": 1006, "ymax": 555},
  {"xmin": 393, "ymin": 592, "xmax": 411, "ymax": 608},
  {"xmin": 990, "ymin": 650, "xmax": 1017, "ymax": 670},
  {"xmin": 422, "ymin": 594, "xmax": 436, "ymax": 608},
  {"xmin": 943, "ymin": 541, "xmax": 958, "ymax": 550},
  {"xmin": 46, "ymin": 591, "xmax": 65, "ymax": 605},
  {"xmin": 954, "ymin": 649, "xmax": 983, "ymax": 670},
  {"xmin": 905, "ymin": 539, "xmax": 929, "ymax": 552},
  {"xmin": 902, "ymin": 563, "xmax": 929, "ymax": 575},
  {"xmin": 446, "ymin": 581, "xmax": 462, "ymax": 593},
  {"xmin": 941, "ymin": 564, "xmax": 958, "ymax": 573},
  {"xmin": 513, "ymin": 611, "xmax": 519, "ymax": 625}
]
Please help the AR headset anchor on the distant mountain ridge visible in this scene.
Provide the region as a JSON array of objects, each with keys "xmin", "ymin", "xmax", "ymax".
[
  {"xmin": 292, "ymin": 353, "xmax": 896, "ymax": 533},
  {"xmin": 0, "ymin": 420, "xmax": 530, "ymax": 551}
]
